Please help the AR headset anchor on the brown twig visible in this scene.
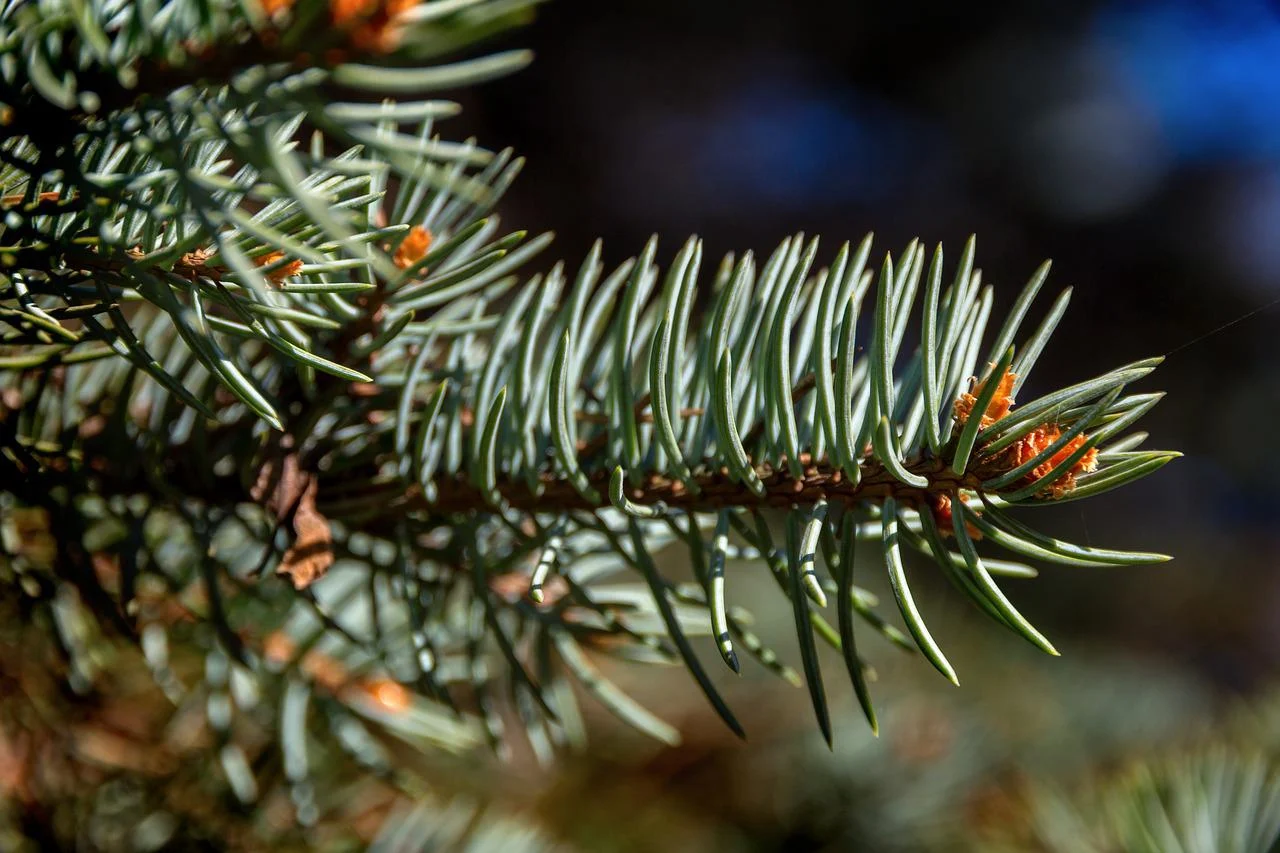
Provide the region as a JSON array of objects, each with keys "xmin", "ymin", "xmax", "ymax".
[{"xmin": 337, "ymin": 455, "xmax": 998, "ymax": 528}]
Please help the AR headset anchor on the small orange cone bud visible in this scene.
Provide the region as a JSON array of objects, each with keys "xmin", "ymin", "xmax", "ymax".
[
  {"xmin": 393, "ymin": 226, "xmax": 432, "ymax": 270},
  {"xmin": 954, "ymin": 367, "xmax": 1017, "ymax": 429}
]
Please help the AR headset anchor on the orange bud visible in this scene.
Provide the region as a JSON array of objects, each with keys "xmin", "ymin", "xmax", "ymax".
[
  {"xmin": 954, "ymin": 366, "xmax": 1017, "ymax": 429},
  {"xmin": 360, "ymin": 678, "xmax": 412, "ymax": 714},
  {"xmin": 930, "ymin": 493, "xmax": 983, "ymax": 540},
  {"xmin": 332, "ymin": 0, "xmax": 420, "ymax": 53},
  {"xmin": 1006, "ymin": 425, "xmax": 1099, "ymax": 498},
  {"xmin": 393, "ymin": 226, "xmax": 432, "ymax": 270},
  {"xmin": 331, "ymin": 0, "xmax": 374, "ymax": 25},
  {"xmin": 255, "ymin": 250, "xmax": 303, "ymax": 282}
]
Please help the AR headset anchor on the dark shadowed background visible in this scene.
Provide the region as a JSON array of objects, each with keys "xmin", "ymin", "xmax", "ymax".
[
  {"xmin": 450, "ymin": 0, "xmax": 1280, "ymax": 680},
  {"xmin": 447, "ymin": 1, "xmax": 1280, "ymax": 848}
]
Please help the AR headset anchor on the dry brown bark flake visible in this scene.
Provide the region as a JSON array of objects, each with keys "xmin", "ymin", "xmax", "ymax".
[{"xmin": 251, "ymin": 451, "xmax": 334, "ymax": 588}]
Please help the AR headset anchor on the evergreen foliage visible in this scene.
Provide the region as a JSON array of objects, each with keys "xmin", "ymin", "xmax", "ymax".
[{"xmin": 1, "ymin": 0, "xmax": 1182, "ymax": 830}]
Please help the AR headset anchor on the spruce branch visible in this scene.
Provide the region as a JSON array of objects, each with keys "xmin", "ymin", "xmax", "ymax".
[
  {"xmin": 4, "ymin": 225, "xmax": 1177, "ymax": 748},
  {"xmin": 1, "ymin": 0, "xmax": 536, "ymax": 419},
  {"xmin": 0, "ymin": 0, "xmax": 1182, "ymax": 788}
]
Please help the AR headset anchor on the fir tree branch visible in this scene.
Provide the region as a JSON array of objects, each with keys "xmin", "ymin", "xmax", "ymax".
[{"xmin": 0, "ymin": 1, "xmax": 1182, "ymax": 763}]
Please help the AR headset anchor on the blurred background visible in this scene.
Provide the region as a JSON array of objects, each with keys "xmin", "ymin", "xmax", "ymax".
[
  {"xmin": 449, "ymin": 0, "xmax": 1280, "ymax": 685},
  {"xmin": 443, "ymin": 0, "xmax": 1280, "ymax": 848},
  {"xmin": 8, "ymin": 0, "xmax": 1280, "ymax": 849}
]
